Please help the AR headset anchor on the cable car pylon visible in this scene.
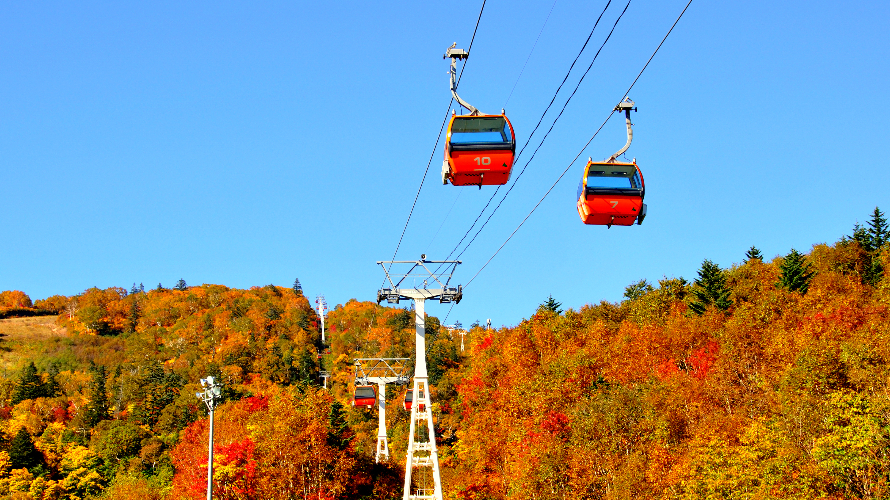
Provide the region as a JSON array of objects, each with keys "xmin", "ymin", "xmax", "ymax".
[
  {"xmin": 353, "ymin": 358, "xmax": 410, "ymax": 462},
  {"xmin": 376, "ymin": 255, "xmax": 462, "ymax": 500}
]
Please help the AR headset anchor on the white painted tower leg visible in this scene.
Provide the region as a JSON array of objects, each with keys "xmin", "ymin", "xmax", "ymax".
[
  {"xmin": 403, "ymin": 298, "xmax": 443, "ymax": 500},
  {"xmin": 376, "ymin": 380, "xmax": 389, "ymax": 462}
]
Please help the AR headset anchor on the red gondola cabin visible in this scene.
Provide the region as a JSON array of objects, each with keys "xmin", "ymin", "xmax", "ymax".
[
  {"xmin": 577, "ymin": 160, "xmax": 647, "ymax": 227},
  {"xmin": 352, "ymin": 385, "xmax": 376, "ymax": 409},
  {"xmin": 443, "ymin": 114, "xmax": 516, "ymax": 187},
  {"xmin": 403, "ymin": 389, "xmax": 425, "ymax": 412}
]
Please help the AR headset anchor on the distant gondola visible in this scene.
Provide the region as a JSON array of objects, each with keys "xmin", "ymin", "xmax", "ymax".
[{"xmin": 352, "ymin": 385, "xmax": 376, "ymax": 409}]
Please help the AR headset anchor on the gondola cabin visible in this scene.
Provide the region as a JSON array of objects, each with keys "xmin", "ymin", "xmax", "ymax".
[
  {"xmin": 443, "ymin": 114, "xmax": 516, "ymax": 187},
  {"xmin": 577, "ymin": 160, "xmax": 647, "ymax": 227},
  {"xmin": 403, "ymin": 389, "xmax": 425, "ymax": 412},
  {"xmin": 352, "ymin": 385, "xmax": 376, "ymax": 409}
]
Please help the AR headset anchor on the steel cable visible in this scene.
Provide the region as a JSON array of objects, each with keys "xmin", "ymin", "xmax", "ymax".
[
  {"xmin": 464, "ymin": 0, "xmax": 694, "ymax": 288},
  {"xmin": 454, "ymin": 0, "xmax": 631, "ymax": 261},
  {"xmin": 382, "ymin": 0, "xmax": 487, "ymax": 280},
  {"xmin": 434, "ymin": 0, "xmax": 615, "ymax": 271}
]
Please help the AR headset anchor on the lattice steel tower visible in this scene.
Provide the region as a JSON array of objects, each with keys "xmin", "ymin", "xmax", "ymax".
[{"xmin": 376, "ymin": 256, "xmax": 462, "ymax": 500}]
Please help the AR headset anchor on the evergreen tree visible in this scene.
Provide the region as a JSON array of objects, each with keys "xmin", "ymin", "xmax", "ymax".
[
  {"xmin": 139, "ymin": 283, "xmax": 145, "ymax": 293},
  {"xmin": 623, "ymin": 280, "xmax": 654, "ymax": 301},
  {"xmin": 292, "ymin": 278, "xmax": 303, "ymax": 295},
  {"xmin": 327, "ymin": 401, "xmax": 351, "ymax": 450},
  {"xmin": 130, "ymin": 283, "xmax": 139, "ymax": 295},
  {"xmin": 850, "ymin": 222, "xmax": 873, "ymax": 252},
  {"xmin": 156, "ymin": 283, "xmax": 164, "ymax": 291},
  {"xmin": 867, "ymin": 207, "xmax": 888, "ymax": 249},
  {"xmin": 173, "ymin": 279, "xmax": 188, "ymax": 291},
  {"xmin": 8, "ymin": 428, "xmax": 42, "ymax": 470},
  {"xmin": 126, "ymin": 299, "xmax": 139, "ymax": 334},
  {"xmin": 45, "ymin": 363, "xmax": 61, "ymax": 397},
  {"xmin": 778, "ymin": 249, "xmax": 816, "ymax": 294},
  {"xmin": 85, "ymin": 364, "xmax": 110, "ymax": 427},
  {"xmin": 689, "ymin": 260, "xmax": 732, "ymax": 315},
  {"xmin": 12, "ymin": 362, "xmax": 46, "ymax": 404},
  {"xmin": 540, "ymin": 295, "xmax": 563, "ymax": 314},
  {"xmin": 744, "ymin": 246, "xmax": 763, "ymax": 263}
]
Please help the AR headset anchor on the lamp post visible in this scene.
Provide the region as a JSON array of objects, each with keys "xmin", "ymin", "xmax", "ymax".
[{"xmin": 196, "ymin": 376, "xmax": 222, "ymax": 500}]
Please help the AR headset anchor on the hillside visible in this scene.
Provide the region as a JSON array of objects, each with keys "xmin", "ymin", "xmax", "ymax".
[{"xmin": 0, "ymin": 211, "xmax": 888, "ymax": 499}]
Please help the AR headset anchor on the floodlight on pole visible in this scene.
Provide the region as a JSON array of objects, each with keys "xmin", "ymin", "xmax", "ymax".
[{"xmin": 196, "ymin": 376, "xmax": 222, "ymax": 500}]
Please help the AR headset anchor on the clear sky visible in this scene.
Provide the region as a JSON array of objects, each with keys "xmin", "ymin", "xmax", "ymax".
[{"xmin": 2, "ymin": 0, "xmax": 888, "ymax": 328}]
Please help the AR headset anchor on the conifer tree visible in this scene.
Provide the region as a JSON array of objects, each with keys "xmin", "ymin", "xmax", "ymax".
[
  {"xmin": 174, "ymin": 279, "xmax": 188, "ymax": 291},
  {"xmin": 139, "ymin": 283, "xmax": 145, "ymax": 293},
  {"xmin": 689, "ymin": 260, "xmax": 732, "ymax": 315},
  {"xmin": 623, "ymin": 280, "xmax": 654, "ymax": 301},
  {"xmin": 130, "ymin": 283, "xmax": 139, "ymax": 295},
  {"xmin": 156, "ymin": 283, "xmax": 164, "ymax": 291},
  {"xmin": 851, "ymin": 222, "xmax": 873, "ymax": 252},
  {"xmin": 12, "ymin": 362, "xmax": 46, "ymax": 404},
  {"xmin": 293, "ymin": 278, "xmax": 303, "ymax": 295},
  {"xmin": 867, "ymin": 206, "xmax": 888, "ymax": 249},
  {"xmin": 126, "ymin": 300, "xmax": 139, "ymax": 334},
  {"xmin": 8, "ymin": 428, "xmax": 42, "ymax": 470},
  {"xmin": 744, "ymin": 246, "xmax": 763, "ymax": 263},
  {"xmin": 45, "ymin": 363, "xmax": 61, "ymax": 397},
  {"xmin": 778, "ymin": 249, "xmax": 816, "ymax": 294},
  {"xmin": 85, "ymin": 364, "xmax": 110, "ymax": 427},
  {"xmin": 540, "ymin": 295, "xmax": 563, "ymax": 314}
]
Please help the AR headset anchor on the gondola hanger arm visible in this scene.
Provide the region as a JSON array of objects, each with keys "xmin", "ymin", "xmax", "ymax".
[
  {"xmin": 445, "ymin": 43, "xmax": 480, "ymax": 116},
  {"xmin": 608, "ymin": 97, "xmax": 637, "ymax": 162}
]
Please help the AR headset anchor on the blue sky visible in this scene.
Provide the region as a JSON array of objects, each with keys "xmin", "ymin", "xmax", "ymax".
[{"xmin": 2, "ymin": 0, "xmax": 888, "ymax": 328}]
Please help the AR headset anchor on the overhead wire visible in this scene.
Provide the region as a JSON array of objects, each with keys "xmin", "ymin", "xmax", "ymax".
[
  {"xmin": 382, "ymin": 0, "xmax": 487, "ymax": 277},
  {"xmin": 433, "ymin": 0, "xmax": 615, "ymax": 271},
  {"xmin": 503, "ymin": 0, "xmax": 559, "ymax": 109},
  {"xmin": 454, "ymin": 0, "xmax": 632, "ymax": 261},
  {"xmin": 464, "ymin": 0, "xmax": 694, "ymax": 288},
  {"xmin": 425, "ymin": 190, "xmax": 463, "ymax": 254}
]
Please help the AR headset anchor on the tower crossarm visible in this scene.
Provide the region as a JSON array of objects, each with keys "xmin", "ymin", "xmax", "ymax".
[{"xmin": 353, "ymin": 358, "xmax": 411, "ymax": 385}]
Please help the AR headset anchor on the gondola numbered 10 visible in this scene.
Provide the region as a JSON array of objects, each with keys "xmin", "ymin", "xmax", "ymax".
[
  {"xmin": 577, "ymin": 98, "xmax": 647, "ymax": 227},
  {"xmin": 442, "ymin": 44, "xmax": 516, "ymax": 188}
]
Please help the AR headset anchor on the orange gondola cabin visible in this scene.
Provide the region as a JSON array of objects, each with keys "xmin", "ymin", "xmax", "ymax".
[
  {"xmin": 577, "ymin": 160, "xmax": 647, "ymax": 227},
  {"xmin": 442, "ymin": 114, "xmax": 516, "ymax": 187},
  {"xmin": 352, "ymin": 385, "xmax": 376, "ymax": 409}
]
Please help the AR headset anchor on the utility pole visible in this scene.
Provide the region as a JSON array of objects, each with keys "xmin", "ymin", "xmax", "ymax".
[
  {"xmin": 195, "ymin": 376, "xmax": 222, "ymax": 500},
  {"xmin": 354, "ymin": 358, "xmax": 409, "ymax": 462},
  {"xmin": 315, "ymin": 295, "xmax": 327, "ymax": 344},
  {"xmin": 377, "ymin": 255, "xmax": 461, "ymax": 500}
]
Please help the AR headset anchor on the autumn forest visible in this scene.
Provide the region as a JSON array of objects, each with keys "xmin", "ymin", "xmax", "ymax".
[{"xmin": 0, "ymin": 209, "xmax": 889, "ymax": 499}]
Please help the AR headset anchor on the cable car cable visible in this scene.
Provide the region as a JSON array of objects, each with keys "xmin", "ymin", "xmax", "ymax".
[
  {"xmin": 503, "ymin": 0, "xmax": 559, "ymax": 109},
  {"xmin": 454, "ymin": 0, "xmax": 632, "ymax": 261},
  {"xmin": 382, "ymin": 0, "xmax": 487, "ymax": 275},
  {"xmin": 432, "ymin": 0, "xmax": 616, "ymax": 272},
  {"xmin": 464, "ymin": 0, "xmax": 693, "ymax": 288},
  {"xmin": 425, "ymin": 190, "xmax": 464, "ymax": 254}
]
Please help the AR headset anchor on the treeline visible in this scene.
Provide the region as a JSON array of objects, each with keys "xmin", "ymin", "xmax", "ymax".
[
  {"xmin": 0, "ymin": 283, "xmax": 407, "ymax": 499},
  {"xmin": 0, "ymin": 208, "xmax": 888, "ymax": 499}
]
